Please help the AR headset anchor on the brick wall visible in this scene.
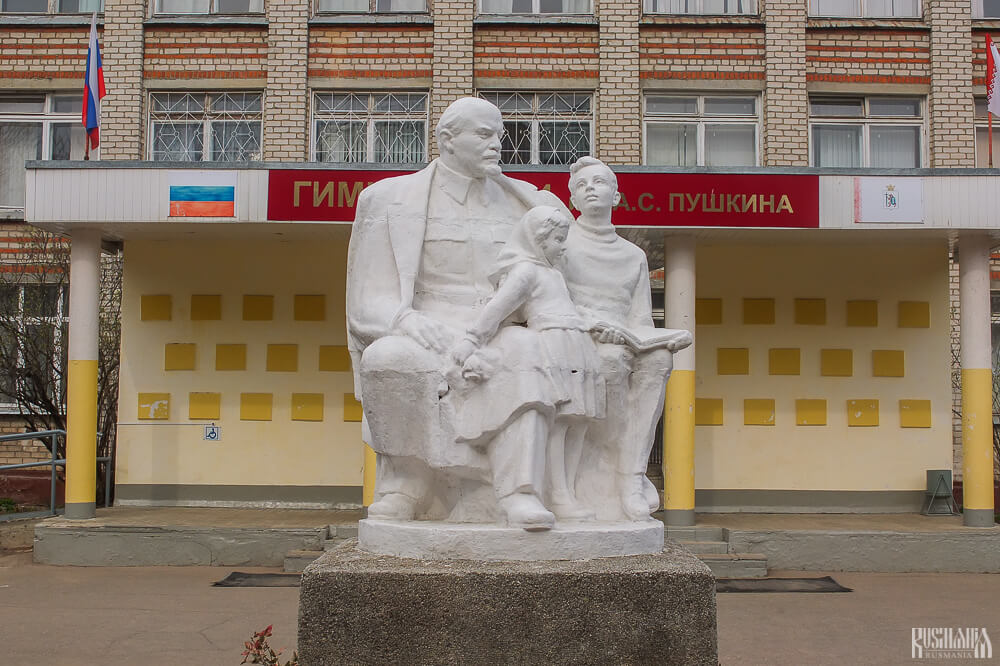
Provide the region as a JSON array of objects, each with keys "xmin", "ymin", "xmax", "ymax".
[
  {"xmin": 430, "ymin": 0, "xmax": 475, "ymax": 159},
  {"xmin": 144, "ymin": 27, "xmax": 267, "ymax": 82},
  {"xmin": 597, "ymin": 1, "xmax": 640, "ymax": 165},
  {"xmin": 265, "ymin": 0, "xmax": 309, "ymax": 161},
  {"xmin": 0, "ymin": 26, "xmax": 88, "ymax": 85},
  {"xmin": 763, "ymin": 0, "xmax": 808, "ymax": 166},
  {"xmin": 309, "ymin": 26, "xmax": 433, "ymax": 81},
  {"xmin": 102, "ymin": 0, "xmax": 146, "ymax": 160},
  {"xmin": 929, "ymin": 0, "xmax": 974, "ymax": 166},
  {"xmin": 639, "ymin": 26, "xmax": 766, "ymax": 83},
  {"xmin": 806, "ymin": 28, "xmax": 931, "ymax": 85}
]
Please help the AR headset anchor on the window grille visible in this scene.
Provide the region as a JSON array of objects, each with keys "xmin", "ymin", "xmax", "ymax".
[
  {"xmin": 0, "ymin": 283, "xmax": 69, "ymax": 411},
  {"xmin": 809, "ymin": 96, "xmax": 924, "ymax": 168},
  {"xmin": 644, "ymin": 94, "xmax": 759, "ymax": 167},
  {"xmin": 312, "ymin": 92, "xmax": 428, "ymax": 164},
  {"xmin": 148, "ymin": 92, "xmax": 262, "ymax": 162},
  {"xmin": 477, "ymin": 92, "xmax": 592, "ymax": 165}
]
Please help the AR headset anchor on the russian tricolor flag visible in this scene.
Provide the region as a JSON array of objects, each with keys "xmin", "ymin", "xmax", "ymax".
[
  {"xmin": 82, "ymin": 13, "xmax": 106, "ymax": 153},
  {"xmin": 169, "ymin": 171, "xmax": 237, "ymax": 217}
]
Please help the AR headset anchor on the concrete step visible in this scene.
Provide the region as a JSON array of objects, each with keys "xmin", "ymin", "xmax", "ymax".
[
  {"xmin": 328, "ymin": 524, "xmax": 358, "ymax": 539},
  {"xmin": 284, "ymin": 549, "xmax": 322, "ymax": 573},
  {"xmin": 698, "ymin": 553, "xmax": 768, "ymax": 579},
  {"xmin": 664, "ymin": 525, "xmax": 725, "ymax": 542},
  {"xmin": 679, "ymin": 540, "xmax": 729, "ymax": 554}
]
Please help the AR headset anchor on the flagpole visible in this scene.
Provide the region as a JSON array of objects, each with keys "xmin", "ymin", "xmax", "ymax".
[{"xmin": 990, "ymin": 112, "xmax": 994, "ymax": 169}]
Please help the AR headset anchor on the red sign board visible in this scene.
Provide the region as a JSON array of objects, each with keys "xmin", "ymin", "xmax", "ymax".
[{"xmin": 267, "ymin": 169, "xmax": 819, "ymax": 228}]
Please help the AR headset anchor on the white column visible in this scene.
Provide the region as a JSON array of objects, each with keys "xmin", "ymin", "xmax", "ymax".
[
  {"xmin": 663, "ymin": 235, "xmax": 696, "ymax": 526},
  {"xmin": 65, "ymin": 229, "xmax": 101, "ymax": 519},
  {"xmin": 959, "ymin": 233, "xmax": 995, "ymax": 527}
]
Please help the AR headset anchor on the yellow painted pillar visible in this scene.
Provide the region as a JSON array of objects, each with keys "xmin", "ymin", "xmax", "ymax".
[
  {"xmin": 959, "ymin": 233, "xmax": 996, "ymax": 527},
  {"xmin": 65, "ymin": 229, "xmax": 101, "ymax": 519},
  {"xmin": 362, "ymin": 443, "xmax": 377, "ymax": 508},
  {"xmin": 663, "ymin": 235, "xmax": 696, "ymax": 526}
]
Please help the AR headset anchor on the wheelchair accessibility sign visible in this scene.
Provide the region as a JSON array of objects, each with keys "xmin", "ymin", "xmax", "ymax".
[{"xmin": 203, "ymin": 425, "xmax": 221, "ymax": 442}]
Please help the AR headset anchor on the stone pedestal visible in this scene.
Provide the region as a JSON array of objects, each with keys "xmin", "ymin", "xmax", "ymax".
[
  {"xmin": 298, "ymin": 540, "xmax": 718, "ymax": 666},
  {"xmin": 358, "ymin": 518, "xmax": 665, "ymax": 561}
]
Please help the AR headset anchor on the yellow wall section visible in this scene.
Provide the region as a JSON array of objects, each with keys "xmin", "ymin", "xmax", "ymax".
[
  {"xmin": 164, "ymin": 343, "xmax": 196, "ymax": 371},
  {"xmin": 243, "ymin": 295, "xmax": 274, "ymax": 321},
  {"xmin": 266, "ymin": 344, "xmax": 298, "ymax": 372},
  {"xmin": 116, "ymin": 235, "xmax": 362, "ymax": 490},
  {"xmin": 215, "ymin": 344, "xmax": 247, "ymax": 371},
  {"xmin": 744, "ymin": 399, "xmax": 776, "ymax": 426},
  {"xmin": 319, "ymin": 345, "xmax": 352, "ymax": 372},
  {"xmin": 191, "ymin": 295, "xmax": 222, "ymax": 321},
  {"xmin": 696, "ymin": 298, "xmax": 722, "ymax": 325},
  {"xmin": 294, "ymin": 295, "xmax": 326, "ymax": 321},
  {"xmin": 343, "ymin": 394, "xmax": 363, "ymax": 422},
  {"xmin": 292, "ymin": 393, "xmax": 324, "ymax": 421},
  {"xmin": 899, "ymin": 399, "xmax": 931, "ymax": 428},
  {"xmin": 717, "ymin": 348, "xmax": 749, "ymax": 375},
  {"xmin": 847, "ymin": 399, "xmax": 879, "ymax": 426},
  {"xmin": 694, "ymin": 242, "xmax": 951, "ymax": 492},
  {"xmin": 695, "ymin": 398, "xmax": 724, "ymax": 426},
  {"xmin": 794, "ymin": 298, "xmax": 826, "ymax": 325},
  {"xmin": 795, "ymin": 399, "xmax": 827, "ymax": 426},
  {"xmin": 65, "ymin": 359, "xmax": 99, "ymax": 506},
  {"xmin": 872, "ymin": 350, "xmax": 905, "ymax": 377},
  {"xmin": 241, "ymin": 393, "xmax": 272, "ymax": 421},
  {"xmin": 768, "ymin": 348, "xmax": 800, "ymax": 375},
  {"xmin": 138, "ymin": 393, "xmax": 170, "ymax": 420},
  {"xmin": 743, "ymin": 298, "xmax": 775, "ymax": 324},
  {"xmin": 140, "ymin": 294, "xmax": 171, "ymax": 321},
  {"xmin": 820, "ymin": 349, "xmax": 853, "ymax": 377},
  {"xmin": 898, "ymin": 301, "xmax": 930, "ymax": 328},
  {"xmin": 189, "ymin": 392, "xmax": 221, "ymax": 420}
]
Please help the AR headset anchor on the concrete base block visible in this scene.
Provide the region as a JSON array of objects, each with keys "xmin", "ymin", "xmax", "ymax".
[
  {"xmin": 358, "ymin": 518, "xmax": 664, "ymax": 560},
  {"xmin": 298, "ymin": 540, "xmax": 718, "ymax": 666}
]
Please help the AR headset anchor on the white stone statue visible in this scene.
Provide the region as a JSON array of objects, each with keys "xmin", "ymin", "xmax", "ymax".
[{"xmin": 346, "ymin": 97, "xmax": 691, "ymax": 557}]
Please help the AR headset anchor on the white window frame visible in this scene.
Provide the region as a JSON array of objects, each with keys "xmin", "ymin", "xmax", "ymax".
[
  {"xmin": 643, "ymin": 0, "xmax": 756, "ymax": 16},
  {"xmin": 0, "ymin": 0, "xmax": 102, "ymax": 12},
  {"xmin": 147, "ymin": 91, "xmax": 263, "ymax": 162},
  {"xmin": 316, "ymin": 0, "xmax": 427, "ymax": 13},
  {"xmin": 478, "ymin": 0, "xmax": 593, "ymax": 14},
  {"xmin": 808, "ymin": 96, "xmax": 926, "ymax": 168},
  {"xmin": 310, "ymin": 91, "xmax": 429, "ymax": 164},
  {"xmin": 642, "ymin": 93, "xmax": 760, "ymax": 167},
  {"xmin": 154, "ymin": 0, "xmax": 263, "ymax": 15},
  {"xmin": 972, "ymin": 0, "xmax": 1000, "ymax": 18},
  {"xmin": 0, "ymin": 283, "xmax": 69, "ymax": 415},
  {"xmin": 808, "ymin": 0, "xmax": 919, "ymax": 18},
  {"xmin": 0, "ymin": 92, "xmax": 87, "ymax": 210},
  {"xmin": 973, "ymin": 97, "xmax": 1000, "ymax": 167},
  {"xmin": 476, "ymin": 91, "xmax": 593, "ymax": 166}
]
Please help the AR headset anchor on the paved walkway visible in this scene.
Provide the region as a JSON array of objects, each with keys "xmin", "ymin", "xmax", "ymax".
[{"xmin": 3, "ymin": 548, "xmax": 999, "ymax": 665}]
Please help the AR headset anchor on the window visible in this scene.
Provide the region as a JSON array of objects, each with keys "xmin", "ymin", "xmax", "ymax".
[
  {"xmin": 155, "ymin": 0, "xmax": 262, "ymax": 14},
  {"xmin": 644, "ymin": 0, "xmax": 756, "ymax": 15},
  {"xmin": 0, "ymin": 94, "xmax": 86, "ymax": 209},
  {"xmin": 477, "ymin": 92, "xmax": 592, "ymax": 165},
  {"xmin": 317, "ymin": 0, "xmax": 426, "ymax": 12},
  {"xmin": 644, "ymin": 94, "xmax": 759, "ymax": 167},
  {"xmin": 148, "ymin": 92, "xmax": 262, "ymax": 161},
  {"xmin": 809, "ymin": 0, "xmax": 918, "ymax": 18},
  {"xmin": 0, "ymin": 0, "xmax": 102, "ymax": 12},
  {"xmin": 479, "ymin": 0, "xmax": 591, "ymax": 13},
  {"xmin": 974, "ymin": 98, "xmax": 1000, "ymax": 167},
  {"xmin": 973, "ymin": 0, "xmax": 1000, "ymax": 18},
  {"xmin": 810, "ymin": 96, "xmax": 924, "ymax": 168},
  {"xmin": 0, "ymin": 283, "xmax": 69, "ymax": 410},
  {"xmin": 312, "ymin": 92, "xmax": 428, "ymax": 164}
]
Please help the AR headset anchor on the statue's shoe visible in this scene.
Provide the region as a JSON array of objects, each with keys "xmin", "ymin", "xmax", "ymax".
[
  {"xmin": 367, "ymin": 493, "xmax": 416, "ymax": 521},
  {"xmin": 548, "ymin": 493, "xmax": 596, "ymax": 521},
  {"xmin": 498, "ymin": 493, "xmax": 555, "ymax": 532},
  {"xmin": 619, "ymin": 473, "xmax": 653, "ymax": 520},
  {"xmin": 642, "ymin": 476, "xmax": 660, "ymax": 513}
]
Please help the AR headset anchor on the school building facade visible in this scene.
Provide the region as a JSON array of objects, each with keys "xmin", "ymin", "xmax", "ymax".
[{"xmin": 2, "ymin": 0, "xmax": 999, "ymax": 526}]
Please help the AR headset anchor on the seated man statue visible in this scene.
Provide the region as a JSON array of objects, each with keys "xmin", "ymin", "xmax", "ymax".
[
  {"xmin": 345, "ymin": 97, "xmax": 571, "ymax": 530},
  {"xmin": 561, "ymin": 157, "xmax": 692, "ymax": 520}
]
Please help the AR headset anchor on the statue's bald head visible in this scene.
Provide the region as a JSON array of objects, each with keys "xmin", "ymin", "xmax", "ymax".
[
  {"xmin": 435, "ymin": 97, "xmax": 502, "ymax": 144},
  {"xmin": 435, "ymin": 97, "xmax": 505, "ymax": 178}
]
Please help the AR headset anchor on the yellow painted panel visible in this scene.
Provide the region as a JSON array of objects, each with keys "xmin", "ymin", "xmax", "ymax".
[
  {"xmin": 795, "ymin": 399, "xmax": 827, "ymax": 426},
  {"xmin": 140, "ymin": 294, "xmax": 171, "ymax": 321},
  {"xmin": 294, "ymin": 294, "xmax": 326, "ymax": 322},
  {"xmin": 664, "ymin": 370, "xmax": 695, "ymax": 512},
  {"xmin": 899, "ymin": 399, "xmax": 931, "ymax": 428},
  {"xmin": 215, "ymin": 344, "xmax": 247, "ymax": 371},
  {"xmin": 266, "ymin": 344, "xmax": 298, "ymax": 372},
  {"xmin": 190, "ymin": 294, "xmax": 222, "ymax": 321},
  {"xmin": 138, "ymin": 393, "xmax": 170, "ymax": 420},
  {"xmin": 292, "ymin": 393, "xmax": 324, "ymax": 422},
  {"xmin": 820, "ymin": 349, "xmax": 853, "ymax": 377},
  {"xmin": 794, "ymin": 298, "xmax": 826, "ymax": 325},
  {"xmin": 65, "ymin": 360, "xmax": 98, "ymax": 506},
  {"xmin": 846, "ymin": 300, "xmax": 878, "ymax": 327},
  {"xmin": 319, "ymin": 345, "xmax": 352, "ymax": 372},
  {"xmin": 717, "ymin": 348, "xmax": 750, "ymax": 375},
  {"xmin": 847, "ymin": 399, "xmax": 879, "ymax": 427},
  {"xmin": 243, "ymin": 295, "xmax": 274, "ymax": 321},
  {"xmin": 768, "ymin": 348, "xmax": 800, "ymax": 375},
  {"xmin": 240, "ymin": 393, "xmax": 272, "ymax": 421},
  {"xmin": 743, "ymin": 298, "xmax": 775, "ymax": 325},
  {"xmin": 695, "ymin": 398, "xmax": 723, "ymax": 426},
  {"xmin": 872, "ymin": 349, "xmax": 905, "ymax": 377},
  {"xmin": 744, "ymin": 399, "xmax": 776, "ymax": 426},
  {"xmin": 164, "ymin": 343, "xmax": 196, "ymax": 371},
  {"xmin": 696, "ymin": 298, "xmax": 722, "ymax": 325},
  {"xmin": 189, "ymin": 392, "xmax": 221, "ymax": 420},
  {"xmin": 898, "ymin": 301, "xmax": 930, "ymax": 328},
  {"xmin": 344, "ymin": 394, "xmax": 363, "ymax": 422}
]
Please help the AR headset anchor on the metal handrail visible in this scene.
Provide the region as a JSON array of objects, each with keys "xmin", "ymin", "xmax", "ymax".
[{"xmin": 0, "ymin": 429, "xmax": 112, "ymax": 521}]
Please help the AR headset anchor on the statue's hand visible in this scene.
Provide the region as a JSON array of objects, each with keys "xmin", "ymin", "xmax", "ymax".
[
  {"xmin": 595, "ymin": 328, "xmax": 628, "ymax": 346},
  {"xmin": 450, "ymin": 338, "xmax": 479, "ymax": 366},
  {"xmin": 666, "ymin": 330, "xmax": 693, "ymax": 352},
  {"xmin": 394, "ymin": 311, "xmax": 455, "ymax": 354}
]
